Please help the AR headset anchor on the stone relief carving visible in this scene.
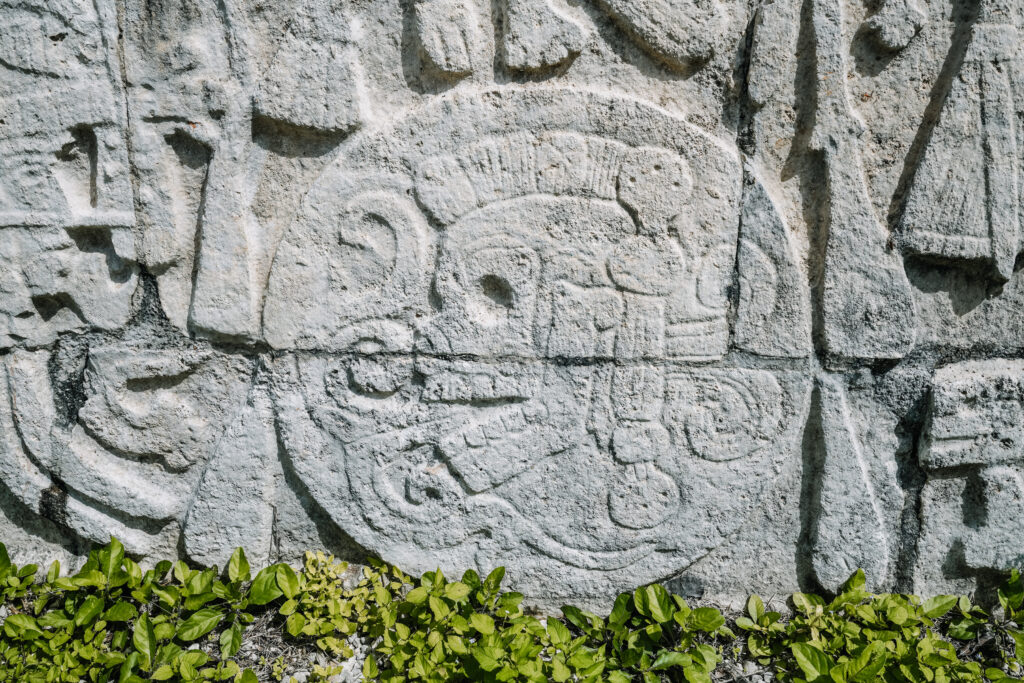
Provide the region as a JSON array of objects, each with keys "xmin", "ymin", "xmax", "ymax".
[
  {"xmin": 0, "ymin": 345, "xmax": 252, "ymax": 556},
  {"xmin": 863, "ymin": 0, "xmax": 927, "ymax": 51},
  {"xmin": 500, "ymin": 0, "xmax": 586, "ymax": 72},
  {"xmin": 262, "ymin": 88, "xmax": 812, "ymax": 597},
  {"xmin": 412, "ymin": 0, "xmax": 742, "ymax": 77},
  {"xmin": 123, "ymin": 0, "xmax": 365, "ymax": 339},
  {"xmin": 898, "ymin": 0, "xmax": 1022, "ymax": 282},
  {"xmin": 594, "ymin": 0, "xmax": 729, "ymax": 70},
  {"xmin": 810, "ymin": 0, "xmax": 917, "ymax": 361},
  {"xmin": 415, "ymin": 0, "xmax": 483, "ymax": 77},
  {"xmin": 811, "ymin": 375, "xmax": 890, "ymax": 592},
  {"xmin": 916, "ymin": 361, "xmax": 1024, "ymax": 583},
  {"xmin": 2, "ymin": 0, "xmax": 1022, "ymax": 606},
  {"xmin": 735, "ymin": 166, "xmax": 813, "ymax": 358},
  {"xmin": 412, "ymin": 0, "xmax": 585, "ymax": 74},
  {"xmin": 0, "ymin": 0, "xmax": 134, "ymax": 229}
]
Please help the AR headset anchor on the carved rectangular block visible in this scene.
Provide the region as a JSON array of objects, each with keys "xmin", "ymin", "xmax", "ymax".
[{"xmin": 920, "ymin": 360, "xmax": 1024, "ymax": 470}]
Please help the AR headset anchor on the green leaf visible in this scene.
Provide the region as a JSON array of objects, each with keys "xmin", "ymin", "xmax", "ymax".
[
  {"xmin": 841, "ymin": 569, "xmax": 866, "ymax": 592},
  {"xmin": 888, "ymin": 604, "xmax": 910, "ymax": 626},
  {"xmin": 3, "ymin": 614, "xmax": 43, "ymax": 639},
  {"xmin": 104, "ymin": 601, "xmax": 138, "ymax": 622},
  {"xmin": 0, "ymin": 542, "xmax": 10, "ymax": 579},
  {"xmin": 848, "ymin": 641, "xmax": 888, "ymax": 682},
  {"xmin": 101, "ymin": 537, "xmax": 125, "ymax": 581},
  {"xmin": 151, "ymin": 665, "xmax": 175, "ymax": 680},
  {"xmin": 547, "ymin": 619, "xmax": 570, "ymax": 645},
  {"xmin": 462, "ymin": 568, "xmax": 482, "ymax": 589},
  {"xmin": 682, "ymin": 667, "xmax": 712, "ymax": 683},
  {"xmin": 986, "ymin": 668, "xmax": 1015, "ymax": 682},
  {"xmin": 634, "ymin": 585, "xmax": 652, "ymax": 618},
  {"xmin": 792, "ymin": 643, "xmax": 833, "ymax": 681},
  {"xmin": 484, "ymin": 567, "xmax": 506, "ymax": 591},
  {"xmin": 125, "ymin": 557, "xmax": 143, "ymax": 587},
  {"xmin": 176, "ymin": 607, "xmax": 224, "ymax": 641},
  {"xmin": 470, "ymin": 613, "xmax": 495, "ymax": 635},
  {"xmin": 133, "ymin": 614, "xmax": 157, "ymax": 670},
  {"xmin": 227, "ymin": 548, "xmax": 250, "ymax": 583},
  {"xmin": 286, "ymin": 613, "xmax": 306, "ymax": 637},
  {"xmin": 276, "ymin": 564, "xmax": 300, "ymax": 599},
  {"xmin": 551, "ymin": 657, "xmax": 572, "ymax": 682},
  {"xmin": 74, "ymin": 594, "xmax": 105, "ymax": 626},
  {"xmin": 363, "ymin": 657, "xmax": 379, "ymax": 679},
  {"xmin": 46, "ymin": 559, "xmax": 60, "ymax": 584},
  {"xmin": 444, "ymin": 581, "xmax": 471, "ymax": 601},
  {"xmin": 689, "ymin": 607, "xmax": 725, "ymax": 633},
  {"xmin": 220, "ymin": 620, "xmax": 242, "ymax": 659},
  {"xmin": 448, "ymin": 634, "xmax": 469, "ymax": 654},
  {"xmin": 999, "ymin": 570, "xmax": 1024, "ymax": 612},
  {"xmin": 608, "ymin": 592, "xmax": 631, "ymax": 627},
  {"xmin": 249, "ymin": 566, "xmax": 283, "ymax": 605},
  {"xmin": 406, "ymin": 586, "xmax": 429, "ymax": 604},
  {"xmin": 747, "ymin": 594, "xmax": 765, "ymax": 622},
  {"xmin": 118, "ymin": 650, "xmax": 139, "ymax": 682},
  {"xmin": 473, "ymin": 647, "xmax": 502, "ymax": 672},
  {"xmin": 793, "ymin": 592, "xmax": 825, "ymax": 613},
  {"xmin": 651, "ymin": 651, "xmax": 692, "ymax": 670},
  {"xmin": 644, "ymin": 584, "xmax": 675, "ymax": 623},
  {"xmin": 38, "ymin": 611, "xmax": 72, "ymax": 629},
  {"xmin": 1006, "ymin": 628, "xmax": 1024, "ymax": 658},
  {"xmin": 922, "ymin": 595, "xmax": 959, "ymax": 619},
  {"xmin": 495, "ymin": 591, "xmax": 524, "ymax": 617},
  {"xmin": 428, "ymin": 594, "xmax": 450, "ymax": 620}
]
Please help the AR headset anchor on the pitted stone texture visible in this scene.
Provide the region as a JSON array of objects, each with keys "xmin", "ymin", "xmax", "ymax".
[
  {"xmin": 274, "ymin": 351, "xmax": 811, "ymax": 601},
  {"xmin": 264, "ymin": 88, "xmax": 742, "ymax": 360},
  {"xmin": 898, "ymin": 9, "xmax": 1022, "ymax": 282},
  {"xmin": 916, "ymin": 361, "xmax": 1024, "ymax": 590},
  {"xmin": 0, "ymin": 0, "xmax": 134, "ymax": 230},
  {"xmin": 811, "ymin": 374, "xmax": 893, "ymax": 592},
  {"xmin": 0, "ymin": 345, "xmax": 252, "ymax": 555},
  {"xmin": 0, "ymin": 228, "xmax": 136, "ymax": 349},
  {"xmin": 4, "ymin": 0, "xmax": 1024, "ymax": 608}
]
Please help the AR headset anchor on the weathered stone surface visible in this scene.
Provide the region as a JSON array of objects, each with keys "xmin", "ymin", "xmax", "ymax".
[
  {"xmin": 3, "ymin": 0, "xmax": 1024, "ymax": 607},
  {"xmin": 915, "ymin": 361, "xmax": 1024, "ymax": 591},
  {"xmin": 811, "ymin": 374, "xmax": 890, "ymax": 592}
]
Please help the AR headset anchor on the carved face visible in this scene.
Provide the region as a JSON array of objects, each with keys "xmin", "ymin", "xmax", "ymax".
[
  {"xmin": 266, "ymin": 89, "xmax": 810, "ymax": 600},
  {"xmin": 422, "ymin": 196, "xmax": 640, "ymax": 358}
]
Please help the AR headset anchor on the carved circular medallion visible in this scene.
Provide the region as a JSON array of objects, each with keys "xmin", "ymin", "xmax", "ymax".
[{"xmin": 267, "ymin": 89, "xmax": 810, "ymax": 601}]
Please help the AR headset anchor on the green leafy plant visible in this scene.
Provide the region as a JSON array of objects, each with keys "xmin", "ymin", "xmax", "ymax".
[
  {"xmin": 3, "ymin": 537, "xmax": 1024, "ymax": 682},
  {"xmin": 737, "ymin": 569, "xmax": 992, "ymax": 682},
  {"xmin": 940, "ymin": 569, "xmax": 1024, "ymax": 681},
  {"xmin": 0, "ymin": 539, "xmax": 265, "ymax": 682},
  {"xmin": 357, "ymin": 565, "xmax": 730, "ymax": 683}
]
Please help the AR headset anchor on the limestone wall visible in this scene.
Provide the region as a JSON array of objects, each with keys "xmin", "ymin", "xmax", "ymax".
[{"xmin": 1, "ymin": 0, "xmax": 1022, "ymax": 607}]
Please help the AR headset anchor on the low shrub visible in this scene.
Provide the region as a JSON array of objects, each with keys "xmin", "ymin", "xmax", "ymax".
[
  {"xmin": 0, "ymin": 538, "xmax": 1020, "ymax": 682},
  {"xmin": 737, "ymin": 568, "xmax": 1024, "ymax": 682}
]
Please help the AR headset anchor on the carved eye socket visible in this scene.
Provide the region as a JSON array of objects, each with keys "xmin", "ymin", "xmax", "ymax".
[
  {"xmin": 478, "ymin": 274, "xmax": 515, "ymax": 309},
  {"xmin": 331, "ymin": 210, "xmax": 398, "ymax": 294},
  {"xmin": 444, "ymin": 243, "xmax": 538, "ymax": 325}
]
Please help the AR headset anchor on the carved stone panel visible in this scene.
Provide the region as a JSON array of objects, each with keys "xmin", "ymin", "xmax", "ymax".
[
  {"xmin": 3, "ymin": 0, "xmax": 1023, "ymax": 607},
  {"xmin": 915, "ymin": 361, "xmax": 1024, "ymax": 592}
]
